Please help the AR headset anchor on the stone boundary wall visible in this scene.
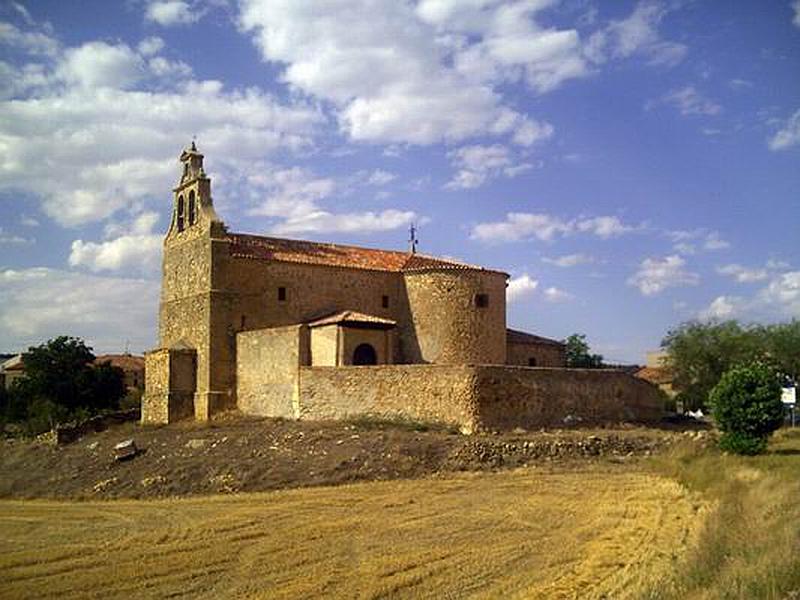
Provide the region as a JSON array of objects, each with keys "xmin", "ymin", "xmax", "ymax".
[
  {"xmin": 471, "ymin": 366, "xmax": 664, "ymax": 431},
  {"xmin": 298, "ymin": 365, "xmax": 479, "ymax": 432},
  {"xmin": 296, "ymin": 365, "xmax": 664, "ymax": 433},
  {"xmin": 49, "ymin": 408, "xmax": 141, "ymax": 445}
]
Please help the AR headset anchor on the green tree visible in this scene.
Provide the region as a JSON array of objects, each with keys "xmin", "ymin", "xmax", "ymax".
[
  {"xmin": 662, "ymin": 319, "xmax": 800, "ymax": 411},
  {"xmin": 563, "ymin": 334, "xmax": 604, "ymax": 368},
  {"xmin": 662, "ymin": 321, "xmax": 760, "ymax": 411},
  {"xmin": 709, "ymin": 363, "xmax": 784, "ymax": 455},
  {"xmin": 9, "ymin": 336, "xmax": 126, "ymax": 433}
]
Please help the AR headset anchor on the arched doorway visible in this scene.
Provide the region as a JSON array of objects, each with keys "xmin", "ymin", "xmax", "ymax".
[{"xmin": 352, "ymin": 343, "xmax": 377, "ymax": 365}]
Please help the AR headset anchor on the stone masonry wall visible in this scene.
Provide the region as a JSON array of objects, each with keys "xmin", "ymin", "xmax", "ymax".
[
  {"xmin": 293, "ymin": 365, "xmax": 663, "ymax": 433},
  {"xmin": 298, "ymin": 365, "xmax": 480, "ymax": 432},
  {"xmin": 506, "ymin": 341, "xmax": 566, "ymax": 368},
  {"xmin": 472, "ymin": 366, "xmax": 664, "ymax": 430},
  {"xmin": 401, "ymin": 270, "xmax": 507, "ymax": 365},
  {"xmin": 236, "ymin": 325, "xmax": 309, "ymax": 418}
]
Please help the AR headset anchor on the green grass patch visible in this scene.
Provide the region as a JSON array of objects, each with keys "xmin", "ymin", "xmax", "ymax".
[{"xmin": 644, "ymin": 428, "xmax": 800, "ymax": 599}]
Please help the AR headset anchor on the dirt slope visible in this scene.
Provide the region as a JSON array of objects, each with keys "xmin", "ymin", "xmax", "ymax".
[{"xmin": 0, "ymin": 416, "xmax": 698, "ymax": 500}]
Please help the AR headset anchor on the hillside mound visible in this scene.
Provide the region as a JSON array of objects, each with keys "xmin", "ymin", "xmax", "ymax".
[{"xmin": 0, "ymin": 415, "xmax": 707, "ymax": 500}]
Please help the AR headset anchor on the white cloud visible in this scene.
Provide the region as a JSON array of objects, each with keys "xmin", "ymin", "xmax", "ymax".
[
  {"xmin": 717, "ymin": 263, "xmax": 770, "ymax": 283},
  {"xmin": 69, "ymin": 212, "xmax": 162, "ymax": 274},
  {"xmin": 660, "ymin": 86, "xmax": 721, "ymax": 116},
  {"xmin": 271, "ymin": 209, "xmax": 417, "ymax": 236},
  {"xmin": 584, "ymin": 0, "xmax": 687, "ymax": 67},
  {"xmin": 667, "ymin": 229, "xmax": 730, "ymax": 254},
  {"xmin": 0, "ymin": 227, "xmax": 33, "ymax": 245},
  {"xmin": 471, "ymin": 212, "xmax": 636, "ymax": 243},
  {"xmin": 699, "ymin": 295, "xmax": 743, "ymax": 320},
  {"xmin": 0, "ymin": 267, "xmax": 158, "ymax": 353},
  {"xmin": 445, "ymin": 144, "xmax": 536, "ymax": 190},
  {"xmin": 137, "ymin": 36, "xmax": 165, "ymax": 56},
  {"xmin": 245, "ymin": 166, "xmax": 417, "ymax": 235},
  {"xmin": 57, "ymin": 41, "xmax": 145, "ymax": 89},
  {"xmin": 575, "ymin": 216, "xmax": 634, "ymax": 238},
  {"xmin": 0, "ymin": 21, "xmax": 60, "ymax": 57},
  {"xmin": 758, "ymin": 270, "xmax": 800, "ymax": 317},
  {"xmin": 768, "ymin": 108, "xmax": 800, "ymax": 151},
  {"xmin": 472, "ymin": 212, "xmax": 573, "ymax": 243},
  {"xmin": 542, "ymin": 253, "xmax": 595, "ymax": 267},
  {"xmin": 793, "ymin": 0, "xmax": 800, "ymax": 28},
  {"xmin": 365, "ymin": 170, "xmax": 396, "ymax": 186},
  {"xmin": 0, "ymin": 56, "xmax": 322, "ymax": 226},
  {"xmin": 543, "ymin": 286, "xmax": 573, "ymax": 302},
  {"xmin": 506, "ymin": 274, "xmax": 539, "ymax": 303},
  {"xmin": 627, "ymin": 255, "xmax": 699, "ymax": 296},
  {"xmin": 145, "ymin": 1, "xmax": 200, "ymax": 26},
  {"xmin": 238, "ymin": 0, "xmax": 569, "ymax": 146}
]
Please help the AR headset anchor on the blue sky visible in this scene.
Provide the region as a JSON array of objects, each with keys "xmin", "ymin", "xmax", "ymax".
[{"xmin": 0, "ymin": 0, "xmax": 798, "ymax": 362}]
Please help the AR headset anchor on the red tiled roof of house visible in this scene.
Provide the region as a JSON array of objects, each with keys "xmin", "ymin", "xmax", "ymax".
[
  {"xmin": 506, "ymin": 328, "xmax": 565, "ymax": 347},
  {"xmin": 226, "ymin": 233, "xmax": 507, "ymax": 275},
  {"xmin": 635, "ymin": 366, "xmax": 673, "ymax": 385},
  {"xmin": 94, "ymin": 354, "xmax": 145, "ymax": 372},
  {"xmin": 306, "ymin": 310, "xmax": 397, "ymax": 329}
]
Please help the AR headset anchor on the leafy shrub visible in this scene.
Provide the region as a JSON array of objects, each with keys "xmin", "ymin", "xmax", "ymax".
[{"xmin": 709, "ymin": 363, "xmax": 784, "ymax": 455}]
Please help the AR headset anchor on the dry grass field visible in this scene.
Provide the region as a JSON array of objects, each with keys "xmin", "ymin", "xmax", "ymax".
[{"xmin": 0, "ymin": 467, "xmax": 704, "ymax": 600}]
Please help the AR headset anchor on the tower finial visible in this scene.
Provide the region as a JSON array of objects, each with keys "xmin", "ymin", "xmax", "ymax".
[{"xmin": 408, "ymin": 223, "xmax": 418, "ymax": 254}]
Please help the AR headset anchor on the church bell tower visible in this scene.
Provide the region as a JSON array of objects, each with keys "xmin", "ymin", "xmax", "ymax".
[{"xmin": 168, "ymin": 141, "xmax": 222, "ymax": 237}]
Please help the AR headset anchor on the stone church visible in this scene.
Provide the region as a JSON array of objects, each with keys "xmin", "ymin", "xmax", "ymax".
[{"xmin": 143, "ymin": 145, "xmax": 662, "ymax": 432}]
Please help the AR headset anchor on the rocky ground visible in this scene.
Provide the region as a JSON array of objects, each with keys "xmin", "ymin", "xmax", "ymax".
[{"xmin": 0, "ymin": 414, "xmax": 711, "ymax": 500}]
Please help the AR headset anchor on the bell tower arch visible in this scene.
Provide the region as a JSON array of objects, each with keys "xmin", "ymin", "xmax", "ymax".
[{"xmin": 167, "ymin": 141, "xmax": 223, "ymax": 239}]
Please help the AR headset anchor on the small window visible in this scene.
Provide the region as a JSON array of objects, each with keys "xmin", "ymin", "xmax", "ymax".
[
  {"xmin": 188, "ymin": 191, "xmax": 196, "ymax": 226},
  {"xmin": 381, "ymin": 295, "xmax": 389, "ymax": 308},
  {"xmin": 177, "ymin": 195, "xmax": 185, "ymax": 232},
  {"xmin": 278, "ymin": 287, "xmax": 287, "ymax": 301},
  {"xmin": 475, "ymin": 293, "xmax": 489, "ymax": 308},
  {"xmin": 528, "ymin": 357, "xmax": 537, "ymax": 367}
]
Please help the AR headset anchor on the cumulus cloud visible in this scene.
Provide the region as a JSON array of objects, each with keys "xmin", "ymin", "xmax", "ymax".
[
  {"xmin": 69, "ymin": 212, "xmax": 162, "ymax": 274},
  {"xmin": 542, "ymin": 253, "xmax": 595, "ymax": 267},
  {"xmin": 584, "ymin": 0, "xmax": 687, "ymax": 66},
  {"xmin": 0, "ymin": 28, "xmax": 322, "ymax": 226},
  {"xmin": 0, "ymin": 267, "xmax": 158, "ymax": 353},
  {"xmin": 768, "ymin": 108, "xmax": 800, "ymax": 151},
  {"xmin": 667, "ymin": 229, "xmax": 730, "ymax": 254},
  {"xmin": 0, "ymin": 21, "xmax": 60, "ymax": 57},
  {"xmin": 0, "ymin": 227, "xmax": 34, "ymax": 245},
  {"xmin": 717, "ymin": 263, "xmax": 771, "ymax": 283},
  {"xmin": 245, "ymin": 166, "xmax": 417, "ymax": 235},
  {"xmin": 445, "ymin": 144, "xmax": 538, "ymax": 190},
  {"xmin": 57, "ymin": 41, "xmax": 146, "ymax": 89},
  {"xmin": 627, "ymin": 255, "xmax": 699, "ymax": 296},
  {"xmin": 543, "ymin": 286, "xmax": 573, "ymax": 303},
  {"xmin": 145, "ymin": 1, "xmax": 200, "ymax": 26},
  {"xmin": 575, "ymin": 216, "xmax": 634, "ymax": 238},
  {"xmin": 698, "ymin": 270, "xmax": 800, "ymax": 321},
  {"xmin": 698, "ymin": 295, "xmax": 743, "ymax": 320},
  {"xmin": 506, "ymin": 274, "xmax": 539, "ymax": 303},
  {"xmin": 471, "ymin": 212, "xmax": 637, "ymax": 243},
  {"xmin": 659, "ymin": 86, "xmax": 721, "ymax": 116},
  {"xmin": 758, "ymin": 270, "xmax": 800, "ymax": 317},
  {"xmin": 239, "ymin": 0, "xmax": 669, "ymax": 146}
]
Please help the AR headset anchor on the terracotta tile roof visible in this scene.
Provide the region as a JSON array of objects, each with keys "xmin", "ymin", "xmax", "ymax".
[
  {"xmin": 506, "ymin": 328, "xmax": 565, "ymax": 347},
  {"xmin": 227, "ymin": 233, "xmax": 506, "ymax": 275},
  {"xmin": 306, "ymin": 310, "xmax": 396, "ymax": 329},
  {"xmin": 94, "ymin": 354, "xmax": 145, "ymax": 372},
  {"xmin": 635, "ymin": 366, "xmax": 673, "ymax": 385},
  {"xmin": 1, "ymin": 354, "xmax": 23, "ymax": 371}
]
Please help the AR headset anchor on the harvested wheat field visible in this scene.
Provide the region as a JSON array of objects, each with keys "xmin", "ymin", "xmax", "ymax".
[{"xmin": 0, "ymin": 467, "xmax": 704, "ymax": 600}]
